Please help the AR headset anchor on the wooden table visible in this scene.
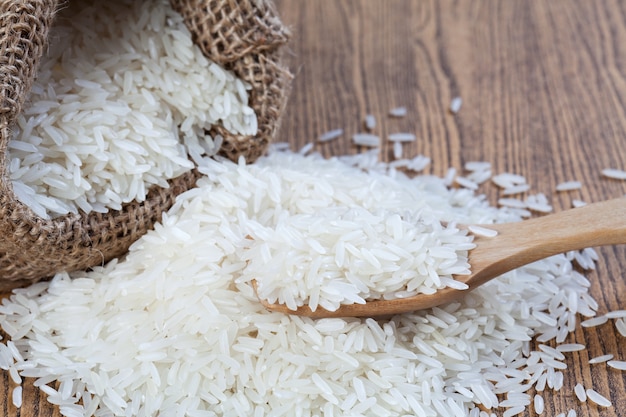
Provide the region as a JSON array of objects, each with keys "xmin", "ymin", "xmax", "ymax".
[{"xmin": 4, "ymin": 1, "xmax": 626, "ymax": 415}]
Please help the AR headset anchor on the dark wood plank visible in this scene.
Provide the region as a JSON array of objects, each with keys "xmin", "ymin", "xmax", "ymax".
[{"xmin": 4, "ymin": 0, "xmax": 626, "ymax": 415}]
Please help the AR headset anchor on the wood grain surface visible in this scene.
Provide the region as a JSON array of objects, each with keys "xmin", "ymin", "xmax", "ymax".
[{"xmin": 4, "ymin": 1, "xmax": 626, "ymax": 416}]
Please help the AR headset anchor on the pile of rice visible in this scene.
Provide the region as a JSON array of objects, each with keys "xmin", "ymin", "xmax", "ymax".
[
  {"xmin": 244, "ymin": 183, "xmax": 475, "ymax": 312},
  {"xmin": 8, "ymin": 0, "xmax": 256, "ymax": 219},
  {"xmin": 0, "ymin": 143, "xmax": 615, "ymax": 417}
]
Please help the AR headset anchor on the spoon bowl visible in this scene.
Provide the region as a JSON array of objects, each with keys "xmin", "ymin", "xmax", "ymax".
[{"xmin": 254, "ymin": 197, "xmax": 626, "ymax": 318}]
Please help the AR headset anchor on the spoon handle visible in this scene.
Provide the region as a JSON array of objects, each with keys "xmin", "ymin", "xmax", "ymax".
[{"xmin": 468, "ymin": 196, "xmax": 626, "ymax": 287}]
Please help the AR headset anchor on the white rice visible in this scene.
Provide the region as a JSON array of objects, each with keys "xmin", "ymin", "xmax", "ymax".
[
  {"xmin": 389, "ymin": 155, "xmax": 432, "ymax": 173},
  {"xmin": 463, "ymin": 161, "xmax": 492, "ymax": 185},
  {"xmin": 443, "ymin": 167, "xmax": 457, "ymax": 186},
  {"xmin": 244, "ymin": 196, "xmax": 474, "ymax": 311},
  {"xmin": 463, "ymin": 161, "xmax": 486, "ymax": 171},
  {"xmin": 455, "ymin": 176, "xmax": 479, "ymax": 190},
  {"xmin": 556, "ymin": 181, "xmax": 582, "ymax": 191},
  {"xmin": 492, "ymin": 173, "xmax": 527, "ymax": 188},
  {"xmin": 0, "ymin": 145, "xmax": 611, "ymax": 416},
  {"xmin": 449, "ymin": 97, "xmax": 462, "ymax": 114},
  {"xmin": 604, "ymin": 309, "xmax": 626, "ymax": 319},
  {"xmin": 615, "ymin": 318, "xmax": 626, "ymax": 337},
  {"xmin": 503, "ymin": 405, "xmax": 525, "ymax": 417},
  {"xmin": 352, "ymin": 133, "xmax": 381, "ymax": 147},
  {"xmin": 364, "ymin": 114, "xmax": 376, "ymax": 130},
  {"xmin": 318, "ymin": 129, "xmax": 344, "ymax": 142},
  {"xmin": 393, "ymin": 141, "xmax": 403, "ymax": 159},
  {"xmin": 497, "ymin": 197, "xmax": 527, "ymax": 208},
  {"xmin": 525, "ymin": 193, "xmax": 553, "ymax": 213},
  {"xmin": 534, "ymin": 394, "xmax": 544, "ymax": 414},
  {"xmin": 574, "ymin": 383, "xmax": 587, "ymax": 402},
  {"xmin": 555, "ymin": 343, "xmax": 585, "ymax": 353},
  {"xmin": 388, "ymin": 133, "xmax": 416, "ymax": 142},
  {"xmin": 298, "ymin": 142, "xmax": 315, "ymax": 155},
  {"xmin": 388, "ymin": 107, "xmax": 407, "ymax": 117},
  {"xmin": 9, "ymin": 0, "xmax": 255, "ymax": 219},
  {"xmin": 585, "ymin": 389, "xmax": 612, "ymax": 407},
  {"xmin": 468, "ymin": 170, "xmax": 492, "ymax": 185},
  {"xmin": 601, "ymin": 168, "xmax": 626, "ymax": 180},
  {"xmin": 12, "ymin": 386, "xmax": 22, "ymax": 408},
  {"xmin": 580, "ymin": 316, "xmax": 608, "ymax": 327},
  {"xmin": 589, "ymin": 354, "xmax": 613, "ymax": 364},
  {"xmin": 468, "ymin": 225, "xmax": 498, "ymax": 238},
  {"xmin": 539, "ymin": 344, "xmax": 566, "ymax": 360},
  {"xmin": 502, "ymin": 184, "xmax": 531, "ymax": 195},
  {"xmin": 607, "ymin": 360, "xmax": 626, "ymax": 370}
]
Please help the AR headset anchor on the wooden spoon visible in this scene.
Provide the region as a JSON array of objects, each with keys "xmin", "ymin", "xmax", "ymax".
[{"xmin": 254, "ymin": 197, "xmax": 626, "ymax": 318}]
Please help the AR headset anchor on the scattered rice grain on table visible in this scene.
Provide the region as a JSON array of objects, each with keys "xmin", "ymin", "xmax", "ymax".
[
  {"xmin": 601, "ymin": 168, "xmax": 626, "ymax": 180},
  {"xmin": 556, "ymin": 181, "xmax": 582, "ymax": 192},
  {"xmin": 388, "ymin": 132, "xmax": 416, "ymax": 142},
  {"xmin": 12, "ymin": 386, "xmax": 22, "ymax": 408},
  {"xmin": 615, "ymin": 318, "xmax": 626, "ymax": 336},
  {"xmin": 364, "ymin": 114, "xmax": 377, "ymax": 130},
  {"xmin": 534, "ymin": 394, "xmax": 544, "ymax": 414},
  {"xmin": 574, "ymin": 382, "xmax": 587, "ymax": 402},
  {"xmin": 449, "ymin": 97, "xmax": 463, "ymax": 114},
  {"xmin": 589, "ymin": 354, "xmax": 614, "ymax": 364},
  {"xmin": 352, "ymin": 133, "xmax": 381, "ymax": 147},
  {"xmin": 388, "ymin": 106, "xmax": 407, "ymax": 117},
  {"xmin": 580, "ymin": 316, "xmax": 609, "ymax": 327},
  {"xmin": 492, "ymin": 173, "xmax": 527, "ymax": 189},
  {"xmin": 318, "ymin": 129, "xmax": 344, "ymax": 142}
]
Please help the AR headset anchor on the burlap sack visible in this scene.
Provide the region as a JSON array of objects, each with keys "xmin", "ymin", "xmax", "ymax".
[{"xmin": 0, "ymin": 0, "xmax": 292, "ymax": 290}]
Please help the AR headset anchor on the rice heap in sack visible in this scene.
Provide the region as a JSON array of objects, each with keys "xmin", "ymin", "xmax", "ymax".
[{"xmin": 0, "ymin": 0, "xmax": 291, "ymax": 289}]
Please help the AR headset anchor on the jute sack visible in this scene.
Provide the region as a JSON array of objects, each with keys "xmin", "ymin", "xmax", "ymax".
[{"xmin": 0, "ymin": 0, "xmax": 292, "ymax": 290}]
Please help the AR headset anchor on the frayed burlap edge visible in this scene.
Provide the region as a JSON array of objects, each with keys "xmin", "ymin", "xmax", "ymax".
[{"xmin": 0, "ymin": 0, "xmax": 292, "ymax": 290}]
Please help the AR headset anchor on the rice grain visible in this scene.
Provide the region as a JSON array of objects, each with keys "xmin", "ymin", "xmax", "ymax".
[
  {"xmin": 607, "ymin": 360, "xmax": 626, "ymax": 371},
  {"xmin": 0, "ymin": 146, "xmax": 608, "ymax": 416},
  {"xmin": 601, "ymin": 168, "xmax": 626, "ymax": 180},
  {"xmin": 585, "ymin": 389, "xmax": 612, "ymax": 407},
  {"xmin": 574, "ymin": 383, "xmax": 587, "ymax": 402},
  {"xmin": 318, "ymin": 129, "xmax": 344, "ymax": 142},
  {"xmin": 556, "ymin": 181, "xmax": 582, "ymax": 191},
  {"xmin": 449, "ymin": 97, "xmax": 462, "ymax": 114},
  {"xmin": 589, "ymin": 354, "xmax": 613, "ymax": 364},
  {"xmin": 389, "ymin": 107, "xmax": 407, "ymax": 117},
  {"xmin": 534, "ymin": 394, "xmax": 544, "ymax": 414}
]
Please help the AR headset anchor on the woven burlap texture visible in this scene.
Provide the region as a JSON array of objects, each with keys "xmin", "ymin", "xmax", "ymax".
[{"xmin": 0, "ymin": 0, "xmax": 292, "ymax": 290}]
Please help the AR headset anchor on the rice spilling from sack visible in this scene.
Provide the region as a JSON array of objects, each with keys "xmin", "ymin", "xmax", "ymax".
[
  {"xmin": 8, "ymin": 0, "xmax": 256, "ymax": 219},
  {"xmin": 0, "ymin": 146, "xmax": 603, "ymax": 417}
]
